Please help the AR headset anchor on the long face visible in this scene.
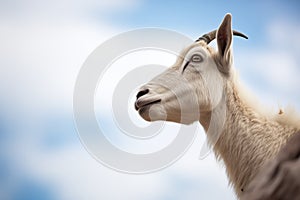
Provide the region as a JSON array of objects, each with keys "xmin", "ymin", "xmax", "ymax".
[
  {"xmin": 134, "ymin": 14, "xmax": 244, "ymax": 124},
  {"xmin": 134, "ymin": 42, "xmax": 224, "ymax": 124}
]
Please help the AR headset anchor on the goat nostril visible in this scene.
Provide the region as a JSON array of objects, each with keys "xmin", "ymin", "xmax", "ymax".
[{"xmin": 136, "ymin": 89, "xmax": 149, "ymax": 99}]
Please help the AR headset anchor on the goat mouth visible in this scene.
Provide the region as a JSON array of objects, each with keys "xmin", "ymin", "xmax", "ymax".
[{"xmin": 135, "ymin": 99, "xmax": 161, "ymax": 111}]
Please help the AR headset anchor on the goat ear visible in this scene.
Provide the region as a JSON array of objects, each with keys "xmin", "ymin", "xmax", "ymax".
[{"xmin": 216, "ymin": 14, "xmax": 233, "ymax": 72}]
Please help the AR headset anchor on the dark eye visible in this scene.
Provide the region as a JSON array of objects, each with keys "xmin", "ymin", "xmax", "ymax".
[{"xmin": 191, "ymin": 54, "xmax": 203, "ymax": 63}]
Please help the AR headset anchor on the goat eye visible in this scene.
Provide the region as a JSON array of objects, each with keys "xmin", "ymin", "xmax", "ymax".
[{"xmin": 191, "ymin": 54, "xmax": 203, "ymax": 63}]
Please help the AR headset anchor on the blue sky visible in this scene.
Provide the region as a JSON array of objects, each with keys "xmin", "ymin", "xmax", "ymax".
[
  {"xmin": 0, "ymin": 0, "xmax": 300, "ymax": 200},
  {"xmin": 96, "ymin": 0, "xmax": 300, "ymax": 43}
]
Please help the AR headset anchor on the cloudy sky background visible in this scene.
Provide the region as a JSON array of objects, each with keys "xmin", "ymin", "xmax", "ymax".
[{"xmin": 1, "ymin": 0, "xmax": 300, "ymax": 200}]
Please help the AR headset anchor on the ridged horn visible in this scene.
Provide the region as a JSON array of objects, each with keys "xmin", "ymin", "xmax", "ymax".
[{"xmin": 196, "ymin": 30, "xmax": 248, "ymax": 44}]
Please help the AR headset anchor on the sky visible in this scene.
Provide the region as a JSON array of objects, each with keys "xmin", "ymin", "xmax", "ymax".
[{"xmin": 0, "ymin": 0, "xmax": 300, "ymax": 200}]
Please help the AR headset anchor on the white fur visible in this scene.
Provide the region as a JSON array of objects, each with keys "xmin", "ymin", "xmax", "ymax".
[{"xmin": 135, "ymin": 14, "xmax": 300, "ymax": 199}]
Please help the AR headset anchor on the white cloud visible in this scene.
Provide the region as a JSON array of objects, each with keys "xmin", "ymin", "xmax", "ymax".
[
  {"xmin": 9, "ymin": 130, "xmax": 236, "ymax": 200},
  {"xmin": 238, "ymin": 50, "xmax": 299, "ymax": 91},
  {"xmin": 19, "ymin": 147, "xmax": 166, "ymax": 200},
  {"xmin": 0, "ymin": 0, "xmax": 140, "ymax": 114},
  {"xmin": 235, "ymin": 19, "xmax": 300, "ymax": 110},
  {"xmin": 268, "ymin": 19, "xmax": 300, "ymax": 54},
  {"xmin": 0, "ymin": 20, "xmax": 114, "ymax": 114},
  {"xmin": 0, "ymin": 0, "xmax": 140, "ymax": 20}
]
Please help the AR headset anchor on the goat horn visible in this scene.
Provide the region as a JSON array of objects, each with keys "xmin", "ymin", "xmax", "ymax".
[{"xmin": 196, "ymin": 30, "xmax": 248, "ymax": 44}]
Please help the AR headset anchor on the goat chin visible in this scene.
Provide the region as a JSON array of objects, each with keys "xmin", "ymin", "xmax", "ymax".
[{"xmin": 138, "ymin": 105, "xmax": 198, "ymax": 125}]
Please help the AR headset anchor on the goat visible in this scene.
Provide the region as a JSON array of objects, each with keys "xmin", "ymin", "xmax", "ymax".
[{"xmin": 134, "ymin": 14, "xmax": 300, "ymax": 198}]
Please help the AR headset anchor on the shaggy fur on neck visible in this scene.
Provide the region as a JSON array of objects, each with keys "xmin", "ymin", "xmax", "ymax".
[{"xmin": 200, "ymin": 73, "xmax": 300, "ymax": 198}]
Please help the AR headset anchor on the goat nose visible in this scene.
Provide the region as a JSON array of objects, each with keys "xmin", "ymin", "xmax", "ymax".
[{"xmin": 136, "ymin": 88, "xmax": 149, "ymax": 99}]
